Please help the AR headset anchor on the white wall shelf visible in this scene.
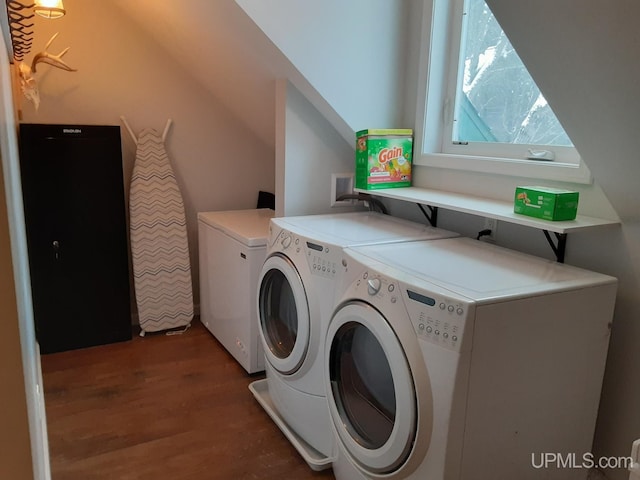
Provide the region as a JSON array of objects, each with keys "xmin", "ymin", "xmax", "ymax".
[{"xmin": 355, "ymin": 186, "xmax": 620, "ymax": 262}]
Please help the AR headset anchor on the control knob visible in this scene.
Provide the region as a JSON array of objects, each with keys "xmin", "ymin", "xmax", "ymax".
[
  {"xmin": 281, "ymin": 235, "xmax": 292, "ymax": 249},
  {"xmin": 367, "ymin": 278, "xmax": 382, "ymax": 295}
]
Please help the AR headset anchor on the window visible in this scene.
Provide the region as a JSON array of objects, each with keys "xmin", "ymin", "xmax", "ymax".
[{"xmin": 415, "ymin": 0, "xmax": 591, "ymax": 184}]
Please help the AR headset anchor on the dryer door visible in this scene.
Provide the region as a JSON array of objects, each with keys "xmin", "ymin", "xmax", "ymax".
[
  {"xmin": 258, "ymin": 253, "xmax": 310, "ymax": 374},
  {"xmin": 325, "ymin": 301, "xmax": 418, "ymax": 474}
]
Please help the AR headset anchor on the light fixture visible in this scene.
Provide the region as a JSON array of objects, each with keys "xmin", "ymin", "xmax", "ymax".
[{"xmin": 33, "ymin": 0, "xmax": 66, "ymax": 19}]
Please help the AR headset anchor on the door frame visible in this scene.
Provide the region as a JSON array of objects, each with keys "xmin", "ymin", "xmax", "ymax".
[{"xmin": 0, "ymin": 29, "xmax": 51, "ymax": 479}]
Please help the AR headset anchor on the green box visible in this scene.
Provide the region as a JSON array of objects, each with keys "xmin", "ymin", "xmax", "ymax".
[
  {"xmin": 514, "ymin": 186, "xmax": 579, "ymax": 221},
  {"xmin": 355, "ymin": 129, "xmax": 413, "ymax": 190}
]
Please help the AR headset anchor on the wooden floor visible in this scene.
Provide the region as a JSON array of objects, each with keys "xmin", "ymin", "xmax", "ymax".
[{"xmin": 41, "ymin": 320, "xmax": 336, "ymax": 480}]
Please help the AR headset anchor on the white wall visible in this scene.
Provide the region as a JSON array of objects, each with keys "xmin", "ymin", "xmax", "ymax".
[
  {"xmin": 236, "ymin": 0, "xmax": 411, "ymax": 133},
  {"xmin": 19, "ymin": 0, "xmax": 275, "ymax": 310},
  {"xmin": 111, "ymin": 0, "xmax": 279, "ymax": 151},
  {"xmin": 237, "ymin": 0, "xmax": 415, "ymax": 219},
  {"xmin": 276, "ymin": 80, "xmax": 357, "ymax": 217}
]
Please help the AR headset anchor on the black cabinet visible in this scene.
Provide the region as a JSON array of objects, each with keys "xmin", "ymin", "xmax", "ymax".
[{"xmin": 19, "ymin": 124, "xmax": 132, "ymax": 354}]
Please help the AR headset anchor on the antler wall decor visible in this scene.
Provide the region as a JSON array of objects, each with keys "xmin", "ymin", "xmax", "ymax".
[{"xmin": 18, "ymin": 31, "xmax": 76, "ymax": 110}]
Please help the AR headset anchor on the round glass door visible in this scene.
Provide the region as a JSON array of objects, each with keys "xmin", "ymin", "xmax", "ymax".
[
  {"xmin": 326, "ymin": 301, "xmax": 417, "ymax": 474},
  {"xmin": 258, "ymin": 253, "xmax": 310, "ymax": 374}
]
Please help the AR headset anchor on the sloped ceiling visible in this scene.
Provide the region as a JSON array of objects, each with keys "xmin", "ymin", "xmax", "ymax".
[{"xmin": 112, "ymin": 0, "xmax": 279, "ymax": 149}]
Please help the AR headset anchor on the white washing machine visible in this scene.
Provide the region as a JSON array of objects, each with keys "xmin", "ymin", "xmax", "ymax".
[
  {"xmin": 326, "ymin": 237, "xmax": 618, "ymax": 480},
  {"xmin": 249, "ymin": 212, "xmax": 458, "ymax": 470},
  {"xmin": 198, "ymin": 208, "xmax": 274, "ymax": 374}
]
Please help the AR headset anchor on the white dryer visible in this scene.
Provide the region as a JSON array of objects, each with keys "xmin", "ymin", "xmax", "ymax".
[
  {"xmin": 326, "ymin": 237, "xmax": 617, "ymax": 480},
  {"xmin": 249, "ymin": 212, "xmax": 458, "ymax": 470}
]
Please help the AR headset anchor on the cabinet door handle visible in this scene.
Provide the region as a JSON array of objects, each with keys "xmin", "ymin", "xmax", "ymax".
[{"xmin": 52, "ymin": 240, "xmax": 60, "ymax": 261}]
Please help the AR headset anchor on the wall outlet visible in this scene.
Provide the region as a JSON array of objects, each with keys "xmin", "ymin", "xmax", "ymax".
[
  {"xmin": 331, "ymin": 173, "xmax": 355, "ymax": 207},
  {"xmin": 482, "ymin": 217, "xmax": 497, "ymax": 241}
]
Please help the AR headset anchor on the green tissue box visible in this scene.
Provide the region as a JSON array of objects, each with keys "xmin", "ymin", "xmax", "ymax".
[{"xmin": 514, "ymin": 186, "xmax": 579, "ymax": 221}]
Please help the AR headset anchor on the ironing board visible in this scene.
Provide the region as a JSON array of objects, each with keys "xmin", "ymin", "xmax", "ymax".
[{"xmin": 122, "ymin": 117, "xmax": 193, "ymax": 335}]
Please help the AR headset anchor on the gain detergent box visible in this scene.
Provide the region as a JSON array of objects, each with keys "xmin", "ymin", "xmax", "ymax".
[
  {"xmin": 355, "ymin": 129, "xmax": 413, "ymax": 190},
  {"xmin": 514, "ymin": 186, "xmax": 579, "ymax": 221}
]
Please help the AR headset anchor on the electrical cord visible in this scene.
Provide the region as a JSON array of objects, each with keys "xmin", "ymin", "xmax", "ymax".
[
  {"xmin": 336, "ymin": 193, "xmax": 388, "ymax": 214},
  {"xmin": 476, "ymin": 229, "xmax": 492, "ymax": 240}
]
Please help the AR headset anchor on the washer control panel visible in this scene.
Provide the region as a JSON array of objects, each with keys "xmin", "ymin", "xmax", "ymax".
[
  {"xmin": 306, "ymin": 240, "xmax": 338, "ymax": 279},
  {"xmin": 275, "ymin": 229, "xmax": 339, "ymax": 279}
]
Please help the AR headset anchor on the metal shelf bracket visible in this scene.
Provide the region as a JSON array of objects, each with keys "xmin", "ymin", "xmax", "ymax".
[
  {"xmin": 418, "ymin": 204, "xmax": 438, "ymax": 227},
  {"xmin": 543, "ymin": 230, "xmax": 568, "ymax": 263}
]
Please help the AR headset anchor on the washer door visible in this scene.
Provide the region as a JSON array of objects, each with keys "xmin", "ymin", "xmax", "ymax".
[
  {"xmin": 258, "ymin": 253, "xmax": 310, "ymax": 374},
  {"xmin": 326, "ymin": 301, "xmax": 417, "ymax": 474}
]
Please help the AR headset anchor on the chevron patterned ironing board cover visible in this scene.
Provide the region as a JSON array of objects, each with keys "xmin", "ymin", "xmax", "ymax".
[{"xmin": 129, "ymin": 128, "xmax": 193, "ymax": 333}]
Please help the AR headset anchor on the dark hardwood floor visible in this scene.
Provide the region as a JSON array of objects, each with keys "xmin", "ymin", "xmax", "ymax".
[{"xmin": 41, "ymin": 320, "xmax": 335, "ymax": 480}]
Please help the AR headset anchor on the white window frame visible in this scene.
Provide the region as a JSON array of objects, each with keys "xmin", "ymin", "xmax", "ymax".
[{"xmin": 414, "ymin": 0, "xmax": 593, "ymax": 185}]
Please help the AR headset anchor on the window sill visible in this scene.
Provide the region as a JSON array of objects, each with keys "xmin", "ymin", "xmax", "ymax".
[
  {"xmin": 355, "ymin": 186, "xmax": 618, "ymax": 234},
  {"xmin": 415, "ymin": 152, "xmax": 593, "ymax": 185}
]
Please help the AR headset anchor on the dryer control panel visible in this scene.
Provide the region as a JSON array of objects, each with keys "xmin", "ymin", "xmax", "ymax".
[
  {"xmin": 354, "ymin": 269, "xmax": 472, "ymax": 353},
  {"xmin": 405, "ymin": 291, "xmax": 469, "ymax": 353}
]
